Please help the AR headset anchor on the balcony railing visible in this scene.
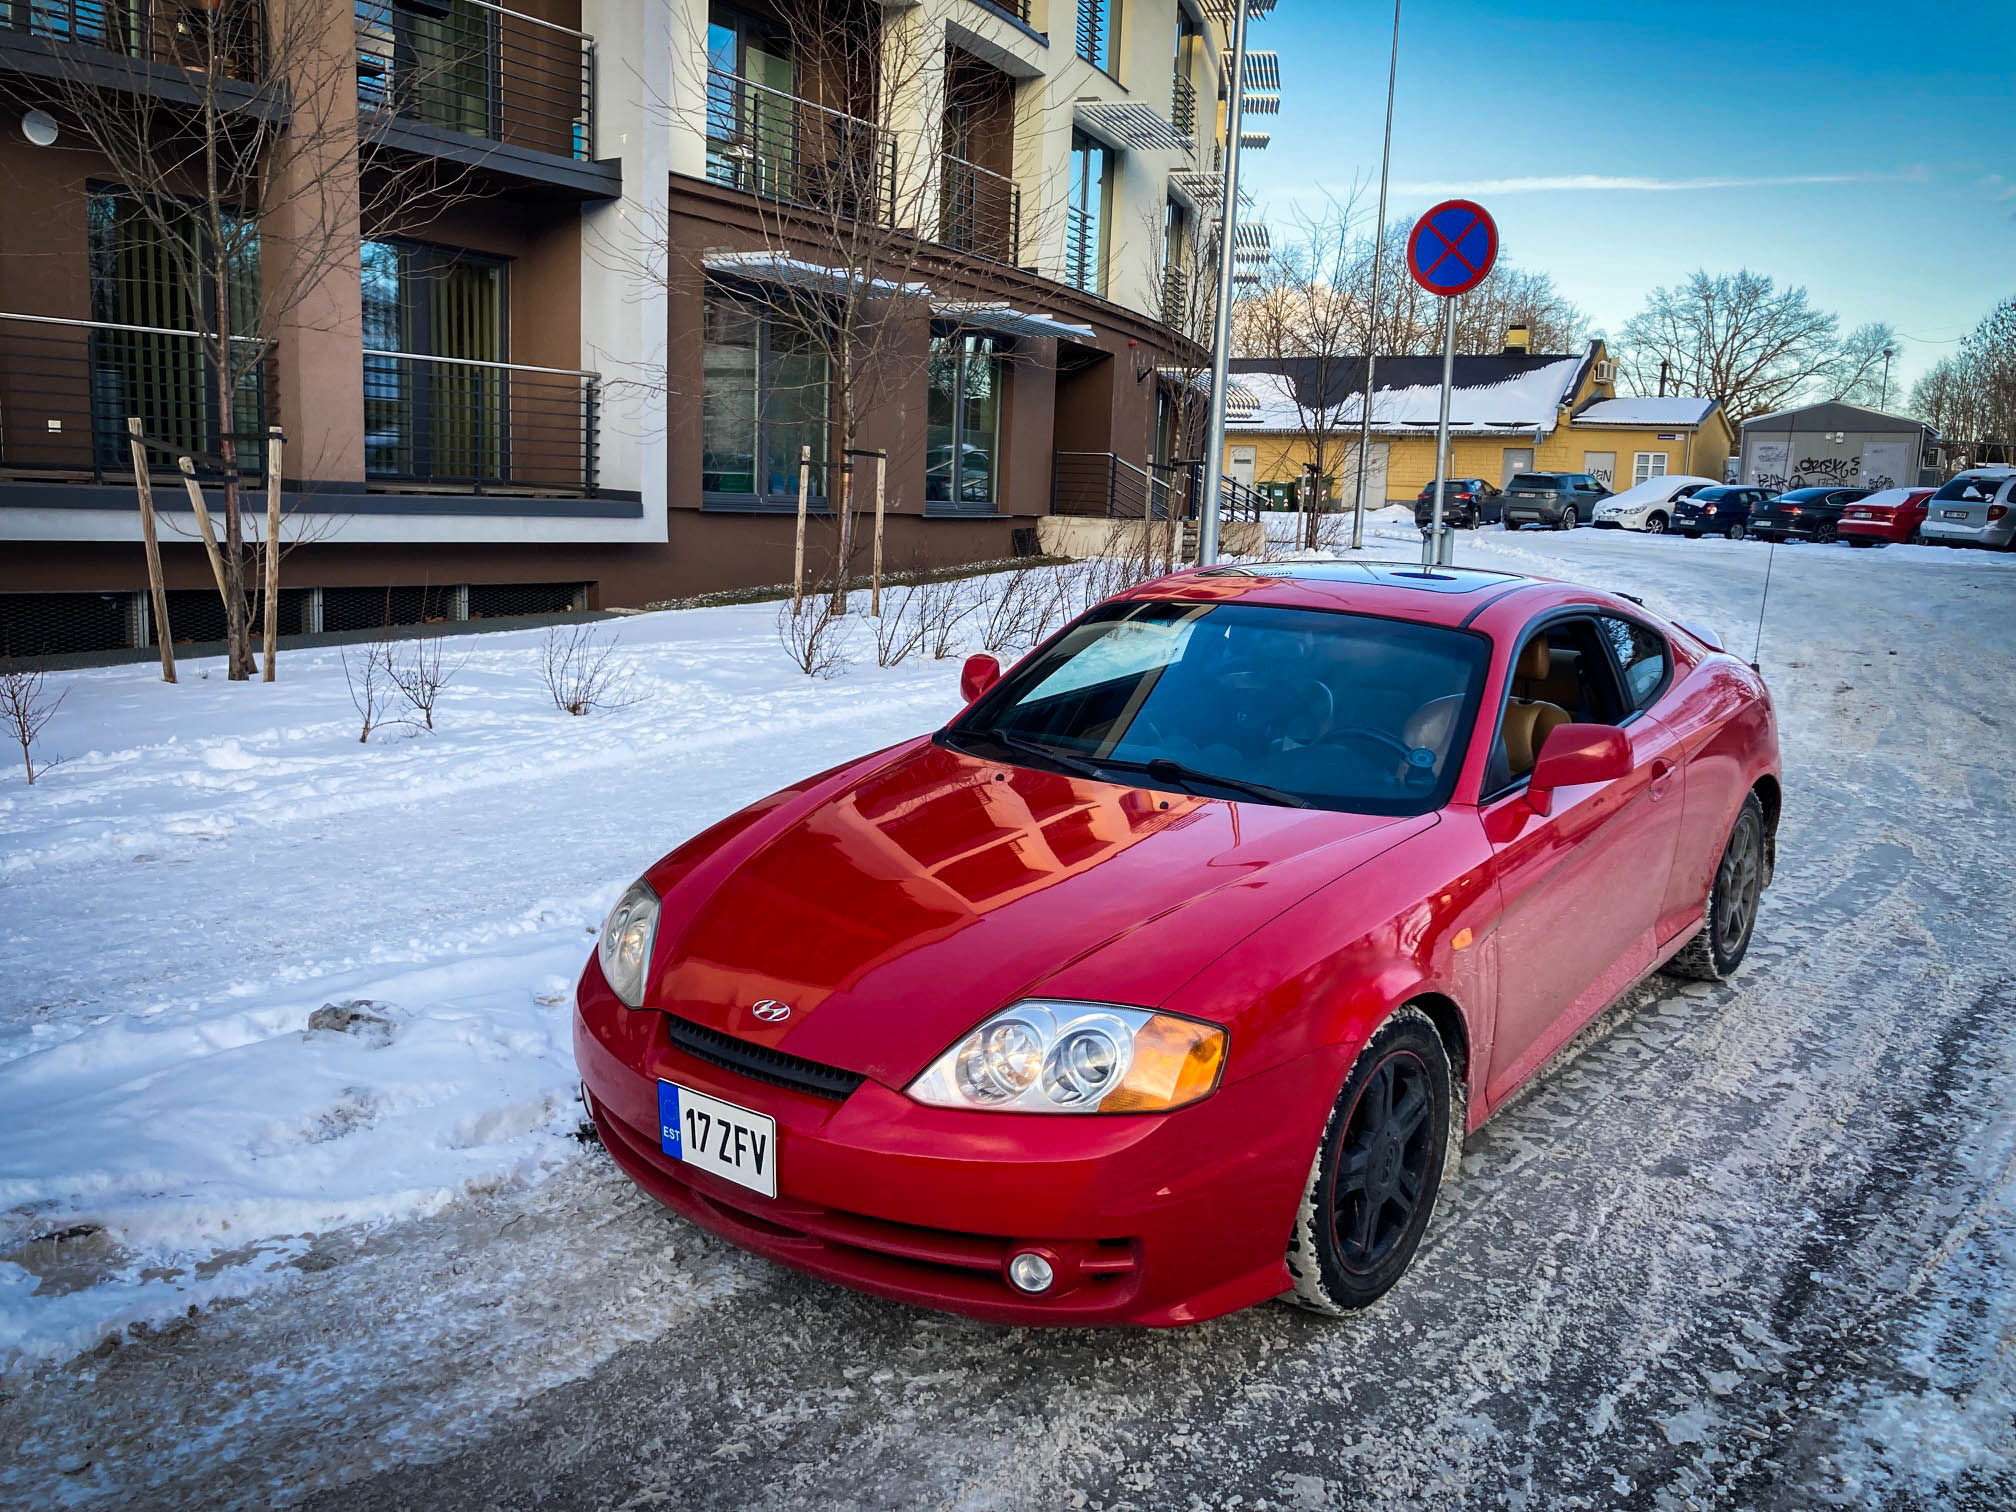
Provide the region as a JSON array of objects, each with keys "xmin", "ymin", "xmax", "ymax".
[
  {"xmin": 4, "ymin": 0, "xmax": 265, "ymax": 81},
  {"xmin": 705, "ymin": 67, "xmax": 894, "ymax": 225},
  {"xmin": 355, "ymin": 0, "xmax": 593, "ymax": 162},
  {"xmin": 0, "ymin": 312, "xmax": 273, "ymax": 484},
  {"xmin": 1161, "ymin": 263, "xmax": 1190, "ymax": 329},
  {"xmin": 938, "ymin": 153, "xmax": 1020, "ymax": 264},
  {"xmin": 1064, "ymin": 204, "xmax": 1104, "ymax": 295},
  {"xmin": 362, "ymin": 349, "xmax": 598, "ymax": 494},
  {"xmin": 1170, "ymin": 69, "xmax": 1196, "ymax": 137}
]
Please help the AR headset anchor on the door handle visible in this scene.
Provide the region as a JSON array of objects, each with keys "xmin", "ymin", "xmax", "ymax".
[{"xmin": 1649, "ymin": 759, "xmax": 1676, "ymax": 800}]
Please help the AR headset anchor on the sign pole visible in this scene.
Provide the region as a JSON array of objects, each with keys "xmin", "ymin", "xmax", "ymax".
[
  {"xmin": 1197, "ymin": 0, "xmax": 1253, "ymax": 567},
  {"xmin": 1404, "ymin": 198, "xmax": 1498, "ymax": 571},
  {"xmin": 1427, "ymin": 298, "xmax": 1456, "ymax": 567}
]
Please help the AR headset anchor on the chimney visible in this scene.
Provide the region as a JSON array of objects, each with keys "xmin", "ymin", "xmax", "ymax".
[{"xmin": 1503, "ymin": 324, "xmax": 1531, "ymax": 355}]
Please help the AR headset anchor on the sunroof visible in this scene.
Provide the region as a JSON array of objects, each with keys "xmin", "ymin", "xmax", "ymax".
[{"xmin": 1199, "ymin": 562, "xmax": 1519, "ymax": 594}]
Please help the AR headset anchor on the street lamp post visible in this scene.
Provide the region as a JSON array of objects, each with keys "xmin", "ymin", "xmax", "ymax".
[
  {"xmin": 1197, "ymin": 0, "xmax": 1254, "ymax": 566},
  {"xmin": 1349, "ymin": 0, "xmax": 1402, "ymax": 552}
]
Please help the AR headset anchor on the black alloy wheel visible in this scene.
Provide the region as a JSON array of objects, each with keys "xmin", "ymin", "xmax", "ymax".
[
  {"xmin": 1283, "ymin": 1007, "xmax": 1453, "ymax": 1314},
  {"xmin": 1817, "ymin": 520, "xmax": 1838, "ymax": 544},
  {"xmin": 1665, "ymin": 792, "xmax": 1768, "ymax": 981}
]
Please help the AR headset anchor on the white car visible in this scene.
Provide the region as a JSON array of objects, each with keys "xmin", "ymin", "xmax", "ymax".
[{"xmin": 1592, "ymin": 475, "xmax": 1721, "ymax": 534}]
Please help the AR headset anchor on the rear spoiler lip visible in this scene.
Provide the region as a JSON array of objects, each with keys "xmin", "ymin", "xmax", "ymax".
[{"xmin": 1675, "ymin": 618, "xmax": 1725, "ymax": 652}]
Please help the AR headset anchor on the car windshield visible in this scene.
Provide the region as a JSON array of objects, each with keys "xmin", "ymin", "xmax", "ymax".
[
  {"xmin": 1508, "ymin": 474, "xmax": 1558, "ymax": 490},
  {"xmin": 946, "ymin": 600, "xmax": 1489, "ymax": 816}
]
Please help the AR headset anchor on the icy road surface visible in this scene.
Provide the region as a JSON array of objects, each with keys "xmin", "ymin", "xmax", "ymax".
[{"xmin": 3, "ymin": 525, "xmax": 2013, "ymax": 1510}]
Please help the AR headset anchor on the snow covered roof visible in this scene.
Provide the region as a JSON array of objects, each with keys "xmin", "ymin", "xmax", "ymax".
[
  {"xmin": 1226, "ymin": 356, "xmax": 1585, "ymax": 437},
  {"xmin": 1574, "ymin": 396, "xmax": 1721, "ymax": 428}
]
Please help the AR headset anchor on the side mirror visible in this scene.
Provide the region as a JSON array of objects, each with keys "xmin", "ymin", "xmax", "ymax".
[
  {"xmin": 1527, "ymin": 724, "xmax": 1632, "ymax": 814},
  {"xmin": 960, "ymin": 653, "xmax": 1002, "ymax": 704}
]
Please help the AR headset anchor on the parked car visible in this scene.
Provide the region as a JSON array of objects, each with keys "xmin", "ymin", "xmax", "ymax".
[
  {"xmin": 1502, "ymin": 472, "xmax": 1611, "ymax": 529},
  {"xmin": 1672, "ymin": 485, "xmax": 1773, "ymax": 540},
  {"xmin": 1592, "ymin": 475, "xmax": 1719, "ymax": 534},
  {"xmin": 1748, "ymin": 486, "xmax": 1873, "ymax": 544},
  {"xmin": 576, "ymin": 560, "xmax": 1782, "ymax": 1325},
  {"xmin": 1919, "ymin": 469, "xmax": 2016, "ymax": 551},
  {"xmin": 1413, "ymin": 478, "xmax": 1502, "ymax": 530},
  {"xmin": 1837, "ymin": 487, "xmax": 1936, "ymax": 547}
]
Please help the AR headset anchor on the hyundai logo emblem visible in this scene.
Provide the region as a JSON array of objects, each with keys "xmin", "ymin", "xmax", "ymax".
[{"xmin": 751, "ymin": 1000, "xmax": 793, "ymax": 1023}]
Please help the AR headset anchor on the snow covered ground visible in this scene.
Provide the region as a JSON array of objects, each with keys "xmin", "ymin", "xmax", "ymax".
[{"xmin": 3, "ymin": 524, "xmax": 2014, "ymax": 1510}]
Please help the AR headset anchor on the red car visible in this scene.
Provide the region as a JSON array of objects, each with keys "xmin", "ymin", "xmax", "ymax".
[
  {"xmin": 1837, "ymin": 486, "xmax": 1936, "ymax": 547},
  {"xmin": 576, "ymin": 563, "xmax": 1782, "ymax": 1326}
]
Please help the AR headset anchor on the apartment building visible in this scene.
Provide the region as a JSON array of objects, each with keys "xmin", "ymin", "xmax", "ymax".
[{"xmin": 0, "ymin": 0, "xmax": 1276, "ymax": 656}]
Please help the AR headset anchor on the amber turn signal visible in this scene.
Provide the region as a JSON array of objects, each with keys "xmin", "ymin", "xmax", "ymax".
[{"xmin": 1099, "ymin": 1014, "xmax": 1227, "ymax": 1114}]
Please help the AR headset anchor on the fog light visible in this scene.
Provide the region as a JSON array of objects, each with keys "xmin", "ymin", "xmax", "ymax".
[{"xmin": 1007, "ymin": 1251, "xmax": 1054, "ymax": 1294}]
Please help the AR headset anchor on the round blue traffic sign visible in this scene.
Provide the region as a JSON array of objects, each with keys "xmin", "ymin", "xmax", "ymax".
[{"xmin": 1407, "ymin": 199, "xmax": 1498, "ymax": 297}]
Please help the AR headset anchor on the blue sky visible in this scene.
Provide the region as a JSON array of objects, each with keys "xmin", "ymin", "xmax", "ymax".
[{"xmin": 1241, "ymin": 0, "xmax": 2015, "ymax": 399}]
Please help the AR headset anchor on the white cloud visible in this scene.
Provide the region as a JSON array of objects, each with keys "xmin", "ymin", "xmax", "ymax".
[{"xmin": 1391, "ymin": 171, "xmax": 1919, "ymax": 196}]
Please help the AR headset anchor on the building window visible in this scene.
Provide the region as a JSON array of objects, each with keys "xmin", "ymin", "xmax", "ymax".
[
  {"xmin": 85, "ymin": 188, "xmax": 262, "ymax": 472},
  {"xmin": 1076, "ymin": 0, "xmax": 1117, "ymax": 74},
  {"xmin": 1633, "ymin": 451, "xmax": 1670, "ymax": 485},
  {"xmin": 1066, "ymin": 131, "xmax": 1112, "ymax": 296},
  {"xmin": 705, "ymin": 5, "xmax": 797, "ymax": 196},
  {"xmin": 360, "ymin": 239, "xmax": 506, "ymax": 482},
  {"xmin": 703, "ymin": 293, "xmax": 829, "ymax": 507},
  {"xmin": 926, "ymin": 332, "xmax": 1002, "ymax": 514}
]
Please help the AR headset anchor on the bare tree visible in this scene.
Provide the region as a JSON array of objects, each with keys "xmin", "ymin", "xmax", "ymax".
[
  {"xmin": 9, "ymin": 0, "xmax": 484, "ymax": 679},
  {"xmin": 1912, "ymin": 297, "xmax": 2016, "ymax": 468},
  {"xmin": 389, "ymin": 627, "xmax": 464, "ymax": 732},
  {"xmin": 541, "ymin": 625, "xmax": 639, "ymax": 714},
  {"xmin": 1826, "ymin": 322, "xmax": 1902, "ymax": 409},
  {"xmin": 1615, "ymin": 271, "xmax": 1853, "ymax": 424},
  {"xmin": 341, "ymin": 640, "xmax": 399, "ymax": 744},
  {"xmin": 1, "ymin": 661, "xmax": 68, "ymax": 784},
  {"xmin": 915, "ymin": 572, "xmax": 977, "ymax": 660}
]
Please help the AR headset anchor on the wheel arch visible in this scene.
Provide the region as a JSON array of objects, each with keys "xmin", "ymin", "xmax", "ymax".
[{"xmin": 1750, "ymin": 773, "xmax": 1781, "ymax": 886}]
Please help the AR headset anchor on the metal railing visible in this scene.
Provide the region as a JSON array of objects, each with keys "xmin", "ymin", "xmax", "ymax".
[
  {"xmin": 938, "ymin": 152, "xmax": 1020, "ymax": 264},
  {"xmin": 0, "ymin": 311, "xmax": 274, "ymax": 483},
  {"xmin": 1076, "ymin": 0, "xmax": 1110, "ymax": 71},
  {"xmin": 1161, "ymin": 262, "xmax": 1190, "ymax": 329},
  {"xmin": 1054, "ymin": 452, "xmax": 1176, "ymax": 520},
  {"xmin": 969, "ymin": 0, "xmax": 1029, "ymax": 21},
  {"xmin": 1170, "ymin": 69, "xmax": 1196, "ymax": 136},
  {"xmin": 705, "ymin": 67, "xmax": 895, "ymax": 224},
  {"xmin": 361, "ymin": 349, "xmax": 598, "ymax": 494},
  {"xmin": 354, "ymin": 0, "xmax": 593, "ymax": 162},
  {"xmin": 4, "ymin": 0, "xmax": 266, "ymax": 80}
]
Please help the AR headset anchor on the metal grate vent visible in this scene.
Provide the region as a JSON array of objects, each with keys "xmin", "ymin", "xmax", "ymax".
[{"xmin": 663, "ymin": 1013, "xmax": 866, "ymax": 1101}]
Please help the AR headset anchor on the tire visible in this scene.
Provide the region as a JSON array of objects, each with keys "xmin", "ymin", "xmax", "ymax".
[
  {"xmin": 1817, "ymin": 521, "xmax": 1838, "ymax": 544},
  {"xmin": 1664, "ymin": 793, "xmax": 1768, "ymax": 982},
  {"xmin": 1283, "ymin": 1006, "xmax": 1455, "ymax": 1315},
  {"xmin": 1647, "ymin": 513, "xmax": 1669, "ymax": 535},
  {"xmin": 1554, "ymin": 511, "xmax": 1574, "ymax": 532},
  {"xmin": 1727, "ymin": 522, "xmax": 1747, "ymax": 541}
]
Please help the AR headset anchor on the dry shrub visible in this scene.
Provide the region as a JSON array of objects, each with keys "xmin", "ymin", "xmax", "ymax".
[
  {"xmin": 1, "ymin": 660, "xmax": 67, "ymax": 783},
  {"xmin": 778, "ymin": 592, "xmax": 854, "ymax": 678},
  {"xmin": 341, "ymin": 639, "xmax": 400, "ymax": 743},
  {"xmin": 542, "ymin": 624, "xmax": 641, "ymax": 714}
]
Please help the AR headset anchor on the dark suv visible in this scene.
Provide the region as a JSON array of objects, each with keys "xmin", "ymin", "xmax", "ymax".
[
  {"xmin": 1672, "ymin": 485, "xmax": 1773, "ymax": 540},
  {"xmin": 1502, "ymin": 473, "xmax": 1611, "ymax": 529},
  {"xmin": 1413, "ymin": 478, "xmax": 1502, "ymax": 530},
  {"xmin": 1749, "ymin": 486, "xmax": 1873, "ymax": 543}
]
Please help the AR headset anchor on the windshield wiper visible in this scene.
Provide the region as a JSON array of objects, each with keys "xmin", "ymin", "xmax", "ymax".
[
  {"xmin": 955, "ymin": 727, "xmax": 1111, "ymax": 782},
  {"xmin": 1108, "ymin": 756, "xmax": 1312, "ymax": 809}
]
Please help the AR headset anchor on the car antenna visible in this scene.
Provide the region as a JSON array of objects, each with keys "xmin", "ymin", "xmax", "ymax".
[{"xmin": 1751, "ymin": 410, "xmax": 1794, "ymax": 671}]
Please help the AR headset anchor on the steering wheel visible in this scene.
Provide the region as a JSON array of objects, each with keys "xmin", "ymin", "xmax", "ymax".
[
  {"xmin": 1279, "ymin": 678, "xmax": 1337, "ymax": 747},
  {"xmin": 1320, "ymin": 726, "xmax": 1416, "ymax": 761}
]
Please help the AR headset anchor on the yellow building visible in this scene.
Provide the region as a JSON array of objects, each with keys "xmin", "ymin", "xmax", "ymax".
[{"xmin": 1224, "ymin": 339, "xmax": 1734, "ymax": 505}]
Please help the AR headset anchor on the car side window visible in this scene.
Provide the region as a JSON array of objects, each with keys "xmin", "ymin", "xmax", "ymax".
[
  {"xmin": 1485, "ymin": 616, "xmax": 1635, "ymax": 795},
  {"xmin": 1596, "ymin": 616, "xmax": 1670, "ymax": 711}
]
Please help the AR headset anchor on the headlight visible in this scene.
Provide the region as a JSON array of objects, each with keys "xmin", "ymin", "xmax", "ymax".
[
  {"xmin": 907, "ymin": 1001, "xmax": 1227, "ymax": 1114},
  {"xmin": 597, "ymin": 880, "xmax": 660, "ymax": 1008}
]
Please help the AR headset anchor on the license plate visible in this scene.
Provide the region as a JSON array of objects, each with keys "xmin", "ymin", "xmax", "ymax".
[
  {"xmin": 1944, "ymin": 510, "xmax": 1969, "ymax": 520},
  {"xmin": 659, "ymin": 1080, "xmax": 777, "ymax": 1197}
]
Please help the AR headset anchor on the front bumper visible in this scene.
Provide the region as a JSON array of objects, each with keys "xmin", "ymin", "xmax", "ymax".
[{"xmin": 574, "ymin": 966, "xmax": 1327, "ymax": 1326}]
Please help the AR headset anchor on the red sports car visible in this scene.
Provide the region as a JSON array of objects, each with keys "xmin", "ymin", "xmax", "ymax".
[
  {"xmin": 1837, "ymin": 486, "xmax": 1936, "ymax": 547},
  {"xmin": 576, "ymin": 563, "xmax": 1781, "ymax": 1326}
]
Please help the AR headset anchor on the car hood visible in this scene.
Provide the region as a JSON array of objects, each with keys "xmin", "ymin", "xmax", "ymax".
[{"xmin": 640, "ymin": 738, "xmax": 1431, "ymax": 1086}]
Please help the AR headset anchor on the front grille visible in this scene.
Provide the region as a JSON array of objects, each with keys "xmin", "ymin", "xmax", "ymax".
[{"xmin": 664, "ymin": 1013, "xmax": 865, "ymax": 1101}]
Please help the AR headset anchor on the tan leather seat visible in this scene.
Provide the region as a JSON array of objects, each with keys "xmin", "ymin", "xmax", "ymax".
[{"xmin": 1504, "ymin": 639, "xmax": 1572, "ymax": 776}]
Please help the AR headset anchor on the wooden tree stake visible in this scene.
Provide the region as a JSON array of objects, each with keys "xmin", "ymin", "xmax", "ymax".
[
  {"xmin": 263, "ymin": 426, "xmax": 284, "ymax": 682},
  {"xmin": 177, "ymin": 457, "xmax": 232, "ymax": 611},
  {"xmin": 793, "ymin": 445, "xmax": 811, "ymax": 611},
  {"xmin": 127, "ymin": 418, "xmax": 175, "ymax": 684},
  {"xmin": 871, "ymin": 450, "xmax": 887, "ymax": 618}
]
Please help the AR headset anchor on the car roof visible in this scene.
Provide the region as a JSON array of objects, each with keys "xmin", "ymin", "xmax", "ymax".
[{"xmin": 1126, "ymin": 560, "xmax": 1625, "ymax": 629}]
